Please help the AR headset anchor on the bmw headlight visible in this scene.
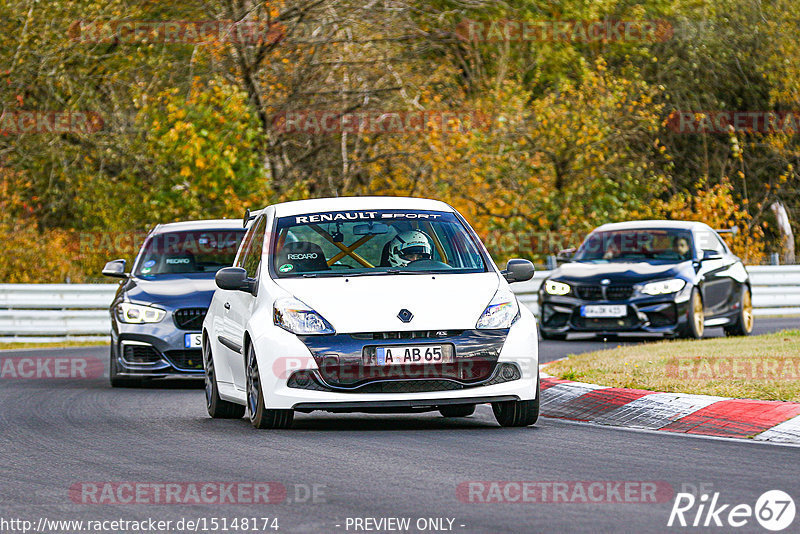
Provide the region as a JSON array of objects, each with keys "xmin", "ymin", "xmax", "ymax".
[
  {"xmin": 476, "ymin": 289, "xmax": 520, "ymax": 329},
  {"xmin": 639, "ymin": 279, "xmax": 686, "ymax": 296},
  {"xmin": 116, "ymin": 303, "xmax": 166, "ymax": 324},
  {"xmin": 544, "ymin": 280, "xmax": 571, "ymax": 296},
  {"xmin": 273, "ymin": 297, "xmax": 335, "ymax": 335}
]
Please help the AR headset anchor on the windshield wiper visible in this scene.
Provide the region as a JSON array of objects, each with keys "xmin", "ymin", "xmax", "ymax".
[
  {"xmin": 290, "ymin": 269, "xmax": 446, "ymax": 278},
  {"xmin": 333, "ymin": 270, "xmax": 424, "ymax": 277},
  {"xmin": 387, "ymin": 269, "xmax": 446, "ymax": 275},
  {"xmin": 341, "ymin": 269, "xmax": 431, "ymax": 276}
]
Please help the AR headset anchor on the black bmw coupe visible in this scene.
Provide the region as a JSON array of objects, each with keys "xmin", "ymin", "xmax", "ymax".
[{"xmin": 538, "ymin": 221, "xmax": 754, "ymax": 340}]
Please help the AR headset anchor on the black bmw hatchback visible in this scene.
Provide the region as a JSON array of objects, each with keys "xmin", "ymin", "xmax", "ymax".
[{"xmin": 538, "ymin": 221, "xmax": 754, "ymax": 340}]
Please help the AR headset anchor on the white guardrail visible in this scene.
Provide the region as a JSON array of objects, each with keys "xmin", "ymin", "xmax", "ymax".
[{"xmin": 0, "ymin": 265, "xmax": 799, "ymax": 342}]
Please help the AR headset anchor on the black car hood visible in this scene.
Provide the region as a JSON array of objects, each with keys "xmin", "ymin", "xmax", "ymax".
[
  {"xmin": 549, "ymin": 261, "xmax": 692, "ymax": 284},
  {"xmin": 123, "ymin": 274, "xmax": 218, "ymax": 307}
]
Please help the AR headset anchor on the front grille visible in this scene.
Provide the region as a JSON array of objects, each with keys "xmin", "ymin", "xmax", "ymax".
[
  {"xmin": 351, "ymin": 330, "xmax": 463, "ymax": 340},
  {"xmin": 173, "ymin": 308, "xmax": 207, "ymax": 330},
  {"xmin": 319, "ymin": 360, "xmax": 493, "ymax": 386},
  {"xmin": 287, "ymin": 363, "xmax": 521, "ymax": 393},
  {"xmin": 344, "ymin": 380, "xmax": 465, "ymax": 393},
  {"xmin": 163, "ymin": 349, "xmax": 204, "ymax": 371},
  {"xmin": 606, "ymin": 286, "xmax": 633, "ymax": 300},
  {"xmin": 575, "ymin": 285, "xmax": 603, "ymax": 300},
  {"xmin": 573, "ymin": 312, "xmax": 638, "ymax": 330},
  {"xmin": 122, "ymin": 344, "xmax": 161, "ymax": 364},
  {"xmin": 575, "ymin": 285, "xmax": 633, "ymax": 301}
]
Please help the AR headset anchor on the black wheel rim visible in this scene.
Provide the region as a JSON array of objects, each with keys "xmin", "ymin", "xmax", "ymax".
[
  {"xmin": 204, "ymin": 343, "xmax": 213, "ymax": 409},
  {"xmin": 247, "ymin": 348, "xmax": 260, "ymax": 416}
]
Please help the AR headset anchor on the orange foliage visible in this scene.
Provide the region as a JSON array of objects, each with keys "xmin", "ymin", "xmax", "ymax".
[{"xmin": 645, "ymin": 178, "xmax": 766, "ymax": 263}]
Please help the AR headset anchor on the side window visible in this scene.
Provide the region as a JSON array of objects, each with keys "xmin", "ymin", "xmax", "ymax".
[
  {"xmin": 243, "ymin": 217, "xmax": 266, "ymax": 278},
  {"xmin": 697, "ymin": 230, "xmax": 726, "ymax": 254},
  {"xmin": 235, "ymin": 220, "xmax": 259, "ymax": 269},
  {"xmin": 712, "ymin": 232, "xmax": 729, "ymax": 254}
]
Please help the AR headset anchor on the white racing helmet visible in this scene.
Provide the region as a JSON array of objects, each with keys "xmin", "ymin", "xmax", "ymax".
[{"xmin": 387, "ymin": 230, "xmax": 433, "ymax": 267}]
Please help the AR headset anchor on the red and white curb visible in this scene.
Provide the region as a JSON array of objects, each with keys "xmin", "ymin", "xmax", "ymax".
[{"xmin": 538, "ymin": 373, "xmax": 800, "ymax": 444}]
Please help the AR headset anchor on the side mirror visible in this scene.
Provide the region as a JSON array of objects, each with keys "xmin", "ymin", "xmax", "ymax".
[
  {"xmin": 215, "ymin": 267, "xmax": 256, "ymax": 294},
  {"xmin": 502, "ymin": 259, "xmax": 535, "ymax": 283},
  {"xmin": 702, "ymin": 250, "xmax": 723, "ymax": 261},
  {"xmin": 102, "ymin": 259, "xmax": 128, "ymax": 279},
  {"xmin": 556, "ymin": 248, "xmax": 576, "ymax": 265}
]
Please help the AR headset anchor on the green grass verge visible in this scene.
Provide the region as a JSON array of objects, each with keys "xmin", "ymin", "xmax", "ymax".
[{"xmin": 543, "ymin": 330, "xmax": 800, "ymax": 402}]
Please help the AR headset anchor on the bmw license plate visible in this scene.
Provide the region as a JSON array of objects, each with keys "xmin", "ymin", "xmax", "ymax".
[
  {"xmin": 581, "ymin": 305, "xmax": 627, "ymax": 318},
  {"xmin": 374, "ymin": 345, "xmax": 452, "ymax": 366},
  {"xmin": 184, "ymin": 333, "xmax": 202, "ymax": 349}
]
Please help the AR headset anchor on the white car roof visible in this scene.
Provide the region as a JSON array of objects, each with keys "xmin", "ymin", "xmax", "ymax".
[
  {"xmin": 271, "ymin": 196, "xmax": 455, "ymax": 218},
  {"xmin": 593, "ymin": 220, "xmax": 713, "ymax": 232},
  {"xmin": 153, "ymin": 219, "xmax": 245, "ymax": 234}
]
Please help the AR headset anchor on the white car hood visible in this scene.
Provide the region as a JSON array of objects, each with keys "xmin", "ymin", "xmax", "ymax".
[{"xmin": 274, "ymin": 272, "xmax": 501, "ymax": 333}]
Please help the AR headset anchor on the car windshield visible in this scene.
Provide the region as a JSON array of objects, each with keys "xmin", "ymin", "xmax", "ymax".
[
  {"xmin": 272, "ymin": 209, "xmax": 487, "ymax": 277},
  {"xmin": 134, "ymin": 229, "xmax": 246, "ymax": 276},
  {"xmin": 573, "ymin": 228, "xmax": 695, "ymax": 263}
]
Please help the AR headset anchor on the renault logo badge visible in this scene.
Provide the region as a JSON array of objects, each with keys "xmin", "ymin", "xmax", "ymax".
[{"xmin": 397, "ymin": 309, "xmax": 414, "ymax": 323}]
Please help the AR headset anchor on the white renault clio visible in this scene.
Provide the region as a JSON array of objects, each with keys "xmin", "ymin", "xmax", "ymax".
[{"xmin": 202, "ymin": 197, "xmax": 539, "ymax": 429}]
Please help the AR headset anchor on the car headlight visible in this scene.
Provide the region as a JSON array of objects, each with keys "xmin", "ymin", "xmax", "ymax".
[
  {"xmin": 544, "ymin": 280, "xmax": 571, "ymax": 296},
  {"xmin": 116, "ymin": 303, "xmax": 166, "ymax": 324},
  {"xmin": 640, "ymin": 279, "xmax": 686, "ymax": 296},
  {"xmin": 476, "ymin": 288, "xmax": 520, "ymax": 329},
  {"xmin": 273, "ymin": 297, "xmax": 335, "ymax": 335}
]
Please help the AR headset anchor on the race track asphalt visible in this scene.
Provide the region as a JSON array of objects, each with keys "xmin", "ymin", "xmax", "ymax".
[{"xmin": 0, "ymin": 317, "xmax": 798, "ymax": 533}]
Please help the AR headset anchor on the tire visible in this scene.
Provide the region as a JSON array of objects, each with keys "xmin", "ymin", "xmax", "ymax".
[
  {"xmin": 109, "ymin": 346, "xmax": 142, "ymax": 388},
  {"xmin": 439, "ymin": 404, "xmax": 476, "ymax": 418},
  {"xmin": 204, "ymin": 339, "xmax": 245, "ymax": 419},
  {"xmin": 246, "ymin": 344, "xmax": 293, "ymax": 429},
  {"xmin": 724, "ymin": 286, "xmax": 754, "ymax": 337},
  {"xmin": 682, "ymin": 288, "xmax": 705, "ymax": 339},
  {"xmin": 492, "ymin": 374, "xmax": 540, "ymax": 427},
  {"xmin": 540, "ymin": 331, "xmax": 567, "ymax": 341}
]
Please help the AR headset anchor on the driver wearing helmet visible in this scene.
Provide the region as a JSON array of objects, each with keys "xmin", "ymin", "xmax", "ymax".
[{"xmin": 386, "ymin": 230, "xmax": 433, "ymax": 267}]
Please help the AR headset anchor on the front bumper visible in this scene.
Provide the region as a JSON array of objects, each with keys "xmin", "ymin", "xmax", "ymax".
[
  {"xmin": 111, "ymin": 320, "xmax": 205, "ymax": 378},
  {"xmin": 538, "ymin": 285, "xmax": 692, "ymax": 336},
  {"xmin": 249, "ymin": 306, "xmax": 539, "ymax": 410}
]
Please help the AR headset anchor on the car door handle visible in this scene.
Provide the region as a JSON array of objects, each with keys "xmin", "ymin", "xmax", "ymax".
[{"xmin": 224, "ymin": 302, "xmax": 231, "ymax": 310}]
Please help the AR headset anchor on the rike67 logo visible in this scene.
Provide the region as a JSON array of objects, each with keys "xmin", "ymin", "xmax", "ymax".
[{"xmin": 668, "ymin": 490, "xmax": 796, "ymax": 531}]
